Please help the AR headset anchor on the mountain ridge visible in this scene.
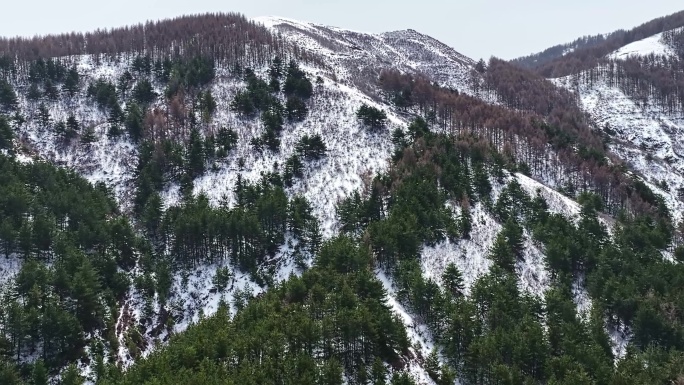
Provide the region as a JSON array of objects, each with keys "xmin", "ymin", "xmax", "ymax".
[{"xmin": 0, "ymin": 11, "xmax": 682, "ymax": 385}]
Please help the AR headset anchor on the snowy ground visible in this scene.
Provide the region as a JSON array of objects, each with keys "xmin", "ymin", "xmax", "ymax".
[
  {"xmin": 377, "ymin": 270, "xmax": 439, "ymax": 385},
  {"xmin": 183, "ymin": 66, "xmax": 403, "ymax": 237},
  {"xmin": 554, "ymin": 75, "xmax": 684, "ymax": 226},
  {"xmin": 608, "ymin": 31, "xmax": 677, "ymax": 60},
  {"xmin": 0, "ymin": 254, "xmax": 22, "ymax": 286},
  {"xmin": 253, "ymin": 16, "xmax": 496, "ymax": 103}
]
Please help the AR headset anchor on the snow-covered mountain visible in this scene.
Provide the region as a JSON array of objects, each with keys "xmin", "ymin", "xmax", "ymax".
[
  {"xmin": 3, "ymin": 14, "xmax": 663, "ymax": 383},
  {"xmin": 254, "ymin": 16, "xmax": 478, "ymax": 97},
  {"xmin": 554, "ymin": 28, "xmax": 684, "ymax": 225}
]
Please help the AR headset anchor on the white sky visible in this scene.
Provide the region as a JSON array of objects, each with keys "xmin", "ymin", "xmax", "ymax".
[{"xmin": 1, "ymin": 1, "xmax": 683, "ymax": 60}]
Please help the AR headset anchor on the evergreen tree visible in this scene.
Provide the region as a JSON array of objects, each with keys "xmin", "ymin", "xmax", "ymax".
[
  {"xmin": 37, "ymin": 103, "xmax": 50, "ymax": 128},
  {"xmin": 62, "ymin": 66, "xmax": 80, "ymax": 97},
  {"xmin": 0, "ymin": 80, "xmax": 18, "ymax": 111},
  {"xmin": 132, "ymin": 79, "xmax": 157, "ymax": 105},
  {"xmin": 489, "ymin": 231, "xmax": 516, "ymax": 273},
  {"xmin": 442, "ymin": 262, "xmax": 465, "ymax": 297},
  {"xmin": 61, "ymin": 364, "xmax": 84, "ymax": 385},
  {"xmin": 125, "ymin": 102, "xmax": 144, "ymax": 142},
  {"xmin": 357, "ymin": 104, "xmax": 387, "ymax": 128},
  {"xmin": 502, "ymin": 217, "xmax": 525, "ymax": 260},
  {"xmin": 286, "ymin": 96, "xmax": 308, "ymax": 121},
  {"xmin": 199, "ymin": 90, "xmax": 217, "ymax": 123},
  {"xmin": 80, "ymin": 127, "xmax": 96, "ymax": 145},
  {"xmin": 371, "ymin": 358, "xmax": 387, "ymax": 385},
  {"xmin": 27, "ymin": 83, "xmax": 42, "ymax": 101},
  {"xmin": 186, "ymin": 127, "xmax": 205, "ymax": 178},
  {"xmin": 32, "ymin": 360, "xmax": 48, "ymax": 385},
  {"xmin": 43, "ymin": 80, "xmax": 59, "ymax": 100},
  {"xmin": 407, "ymin": 117, "xmax": 429, "ymax": 140},
  {"xmin": 0, "ymin": 115, "xmax": 12, "ymax": 150},
  {"xmin": 425, "ymin": 349, "xmax": 441, "ymax": 381}
]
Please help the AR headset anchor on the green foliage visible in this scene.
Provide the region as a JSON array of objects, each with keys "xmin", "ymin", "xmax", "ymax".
[
  {"xmin": 407, "ymin": 117, "xmax": 429, "ymax": 140},
  {"xmin": 198, "ymin": 90, "xmax": 217, "ymax": 122},
  {"xmin": 0, "ymin": 79, "xmax": 18, "ymax": 111},
  {"xmin": 442, "ymin": 262, "xmax": 465, "ymax": 297},
  {"xmin": 212, "ymin": 266, "xmax": 232, "ymax": 291},
  {"xmin": 284, "ymin": 154, "xmax": 304, "ymax": 187},
  {"xmin": 125, "ymin": 102, "xmax": 144, "ymax": 142},
  {"xmin": 283, "ymin": 60, "xmax": 313, "ymax": 99},
  {"xmin": 28, "ymin": 58, "xmax": 67, "ymax": 85},
  {"xmin": 216, "ymin": 126, "xmax": 238, "ymax": 156},
  {"xmin": 357, "ymin": 104, "xmax": 387, "ymax": 128},
  {"xmin": 0, "ymin": 115, "xmax": 13, "ymax": 151},
  {"xmin": 87, "ymin": 78, "xmax": 118, "ymax": 111},
  {"xmin": 0, "ymin": 154, "xmax": 138, "ymax": 374},
  {"xmin": 109, "ymin": 235, "xmax": 409, "ymax": 385},
  {"xmin": 295, "ymin": 134, "xmax": 327, "ymax": 160},
  {"xmin": 132, "ymin": 79, "xmax": 157, "ymax": 105},
  {"xmin": 62, "ymin": 66, "xmax": 80, "ymax": 97},
  {"xmin": 286, "ymin": 96, "xmax": 308, "ymax": 121}
]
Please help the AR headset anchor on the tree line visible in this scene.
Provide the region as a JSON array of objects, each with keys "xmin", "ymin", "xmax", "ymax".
[
  {"xmin": 378, "ymin": 66, "xmax": 673, "ymax": 228},
  {"xmin": 513, "ymin": 9, "xmax": 684, "ymax": 78}
]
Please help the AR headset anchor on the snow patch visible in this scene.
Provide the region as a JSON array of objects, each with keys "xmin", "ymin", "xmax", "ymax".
[{"xmin": 608, "ymin": 32, "xmax": 675, "ymax": 59}]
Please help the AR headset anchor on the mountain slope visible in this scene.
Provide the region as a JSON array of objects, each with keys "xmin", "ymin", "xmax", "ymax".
[
  {"xmin": 255, "ymin": 17, "xmax": 482, "ymax": 99},
  {"xmin": 1, "ymin": 11, "xmax": 683, "ymax": 385},
  {"xmin": 553, "ymin": 27, "xmax": 684, "ymax": 226}
]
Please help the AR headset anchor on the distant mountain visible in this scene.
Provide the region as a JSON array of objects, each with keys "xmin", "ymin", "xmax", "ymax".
[{"xmin": 511, "ymin": 10, "xmax": 684, "ymax": 77}]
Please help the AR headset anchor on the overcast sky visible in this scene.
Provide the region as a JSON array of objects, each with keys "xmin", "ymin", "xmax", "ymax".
[{"xmin": 2, "ymin": 1, "xmax": 683, "ymax": 59}]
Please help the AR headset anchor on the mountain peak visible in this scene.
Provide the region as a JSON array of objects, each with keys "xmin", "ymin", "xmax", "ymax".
[{"xmin": 252, "ymin": 16, "xmax": 475, "ymax": 94}]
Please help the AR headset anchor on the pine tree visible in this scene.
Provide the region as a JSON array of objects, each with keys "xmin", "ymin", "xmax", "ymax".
[
  {"xmin": 0, "ymin": 115, "xmax": 12, "ymax": 150},
  {"xmin": 0, "ymin": 79, "xmax": 18, "ymax": 111},
  {"xmin": 425, "ymin": 349, "xmax": 441, "ymax": 381},
  {"xmin": 320, "ymin": 359, "xmax": 343, "ymax": 385},
  {"xmin": 27, "ymin": 83, "xmax": 42, "ymax": 101},
  {"xmin": 442, "ymin": 262, "xmax": 465, "ymax": 297},
  {"xmin": 132, "ymin": 79, "xmax": 157, "ymax": 105},
  {"xmin": 118, "ymin": 71, "xmax": 133, "ymax": 98},
  {"xmin": 502, "ymin": 217, "xmax": 524, "ymax": 260},
  {"xmin": 32, "ymin": 360, "xmax": 48, "ymax": 385},
  {"xmin": 63, "ymin": 66, "xmax": 80, "ymax": 97},
  {"xmin": 489, "ymin": 232, "xmax": 515, "ymax": 273},
  {"xmin": 44, "ymin": 80, "xmax": 59, "ymax": 100},
  {"xmin": 371, "ymin": 358, "xmax": 387, "ymax": 385},
  {"xmin": 460, "ymin": 204, "xmax": 472, "ymax": 239},
  {"xmin": 80, "ymin": 126, "xmax": 96, "ymax": 145},
  {"xmin": 61, "ymin": 363, "xmax": 84, "ymax": 385},
  {"xmin": 286, "ymin": 96, "xmax": 308, "ymax": 121},
  {"xmin": 66, "ymin": 115, "xmax": 80, "ymax": 133},
  {"xmin": 199, "ymin": 90, "xmax": 217, "ymax": 123},
  {"xmin": 187, "ymin": 127, "xmax": 205, "ymax": 178},
  {"xmin": 125, "ymin": 102, "xmax": 144, "ymax": 142},
  {"xmin": 357, "ymin": 104, "xmax": 387, "ymax": 128},
  {"xmin": 72, "ymin": 257, "xmax": 103, "ymax": 331},
  {"xmin": 0, "ymin": 218, "xmax": 17, "ymax": 257},
  {"xmin": 37, "ymin": 103, "xmax": 51, "ymax": 128}
]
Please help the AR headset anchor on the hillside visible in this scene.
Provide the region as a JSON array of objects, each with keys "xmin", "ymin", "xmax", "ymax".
[{"xmin": 0, "ymin": 11, "xmax": 683, "ymax": 385}]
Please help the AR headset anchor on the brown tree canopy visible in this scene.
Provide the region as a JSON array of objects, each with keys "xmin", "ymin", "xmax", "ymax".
[
  {"xmin": 513, "ymin": 10, "xmax": 684, "ymax": 78},
  {"xmin": 379, "ymin": 68, "xmax": 667, "ymax": 220},
  {"xmin": 0, "ymin": 13, "xmax": 284, "ymax": 67}
]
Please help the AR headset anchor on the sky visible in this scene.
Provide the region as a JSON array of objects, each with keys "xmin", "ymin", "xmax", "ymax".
[{"xmin": 1, "ymin": 1, "xmax": 683, "ymax": 60}]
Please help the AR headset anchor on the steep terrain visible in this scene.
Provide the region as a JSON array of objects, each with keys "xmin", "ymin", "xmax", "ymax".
[
  {"xmin": 553, "ymin": 27, "xmax": 684, "ymax": 225},
  {"xmin": 0, "ymin": 11, "xmax": 683, "ymax": 385},
  {"xmin": 254, "ymin": 17, "xmax": 480, "ymax": 98}
]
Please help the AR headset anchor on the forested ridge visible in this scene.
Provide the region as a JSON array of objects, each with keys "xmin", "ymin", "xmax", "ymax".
[
  {"xmin": 93, "ymin": 117, "xmax": 684, "ymax": 385},
  {"xmin": 512, "ymin": 10, "xmax": 684, "ymax": 77},
  {"xmin": 0, "ymin": 10, "xmax": 683, "ymax": 385},
  {"xmin": 510, "ymin": 10, "xmax": 684, "ymax": 116}
]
